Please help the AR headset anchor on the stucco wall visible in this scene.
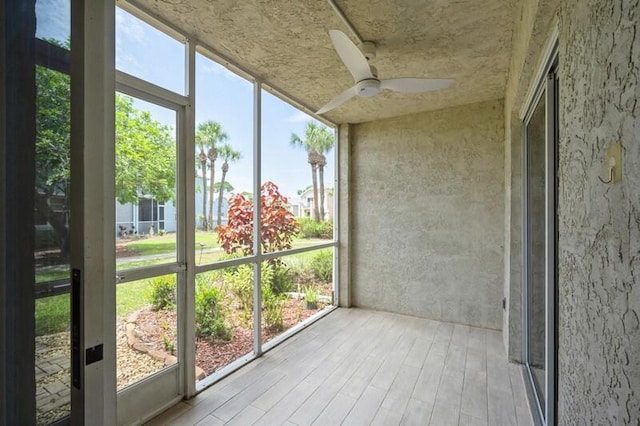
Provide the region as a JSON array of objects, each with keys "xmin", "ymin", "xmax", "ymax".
[
  {"xmin": 350, "ymin": 100, "xmax": 505, "ymax": 329},
  {"xmin": 557, "ymin": 0, "xmax": 640, "ymax": 423}
]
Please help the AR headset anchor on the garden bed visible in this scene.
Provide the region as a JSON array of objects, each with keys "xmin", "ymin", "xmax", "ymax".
[{"xmin": 125, "ymin": 296, "xmax": 324, "ymax": 378}]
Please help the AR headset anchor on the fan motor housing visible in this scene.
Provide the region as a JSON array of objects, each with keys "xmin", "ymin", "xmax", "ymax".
[
  {"xmin": 361, "ymin": 41, "xmax": 377, "ymax": 61},
  {"xmin": 356, "ymin": 79, "xmax": 380, "ymax": 97}
]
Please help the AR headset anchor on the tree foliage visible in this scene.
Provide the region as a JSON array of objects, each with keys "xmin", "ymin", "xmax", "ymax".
[
  {"xmin": 115, "ymin": 95, "xmax": 176, "ymax": 204},
  {"xmin": 36, "ymin": 65, "xmax": 71, "ymax": 197},
  {"xmin": 213, "ymin": 181, "xmax": 234, "ymax": 193},
  {"xmin": 37, "ymin": 65, "xmax": 176, "ymax": 206},
  {"xmin": 290, "ymin": 122, "xmax": 335, "ymax": 222},
  {"xmin": 36, "ymin": 65, "xmax": 72, "ymax": 254},
  {"xmin": 218, "ymin": 182, "xmax": 299, "ymax": 255},
  {"xmin": 36, "ymin": 52, "xmax": 176, "ymax": 254}
]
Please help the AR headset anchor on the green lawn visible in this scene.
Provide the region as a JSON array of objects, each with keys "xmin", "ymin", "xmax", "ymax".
[
  {"xmin": 35, "ymin": 232, "xmax": 333, "ymax": 336},
  {"xmin": 125, "ymin": 234, "xmax": 177, "ymax": 256},
  {"xmin": 115, "ymin": 279, "xmax": 154, "ymax": 317},
  {"xmin": 35, "ymin": 278, "xmax": 154, "ymax": 336},
  {"xmin": 36, "ymin": 269, "xmax": 70, "ymax": 283},
  {"xmin": 124, "ymin": 231, "xmax": 328, "ymax": 258},
  {"xmin": 125, "ymin": 231, "xmax": 221, "ymax": 257},
  {"xmin": 35, "ymin": 294, "xmax": 71, "ymax": 336}
]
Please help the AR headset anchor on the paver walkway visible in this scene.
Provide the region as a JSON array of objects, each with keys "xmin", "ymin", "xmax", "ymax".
[{"xmin": 35, "ymin": 332, "xmax": 71, "ymax": 425}]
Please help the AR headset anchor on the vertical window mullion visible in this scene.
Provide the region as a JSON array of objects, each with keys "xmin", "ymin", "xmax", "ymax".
[
  {"xmin": 253, "ymin": 82, "xmax": 262, "ymax": 355},
  {"xmin": 183, "ymin": 39, "xmax": 197, "ymax": 398},
  {"xmin": 544, "ymin": 66, "xmax": 558, "ymax": 426}
]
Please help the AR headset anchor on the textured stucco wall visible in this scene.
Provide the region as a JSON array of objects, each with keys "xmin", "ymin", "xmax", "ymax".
[
  {"xmin": 557, "ymin": 0, "xmax": 640, "ymax": 423},
  {"xmin": 351, "ymin": 100, "xmax": 505, "ymax": 329}
]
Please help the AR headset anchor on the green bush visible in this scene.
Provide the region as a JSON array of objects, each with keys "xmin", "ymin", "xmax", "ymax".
[
  {"xmin": 267, "ymin": 261, "xmax": 295, "ymax": 295},
  {"xmin": 225, "ymin": 263, "xmax": 276, "ymax": 328},
  {"xmin": 262, "ymin": 285, "xmax": 285, "ymax": 331},
  {"xmin": 320, "ymin": 221, "xmax": 334, "ymax": 239},
  {"xmin": 297, "ymin": 218, "xmax": 333, "ymax": 239},
  {"xmin": 304, "ymin": 286, "xmax": 318, "ymax": 303},
  {"xmin": 310, "ymin": 250, "xmax": 333, "ymax": 283},
  {"xmin": 226, "ymin": 264, "xmax": 254, "ymax": 311},
  {"xmin": 195, "ymin": 281, "xmax": 233, "ymax": 341},
  {"xmin": 148, "ymin": 275, "xmax": 176, "ymax": 311}
]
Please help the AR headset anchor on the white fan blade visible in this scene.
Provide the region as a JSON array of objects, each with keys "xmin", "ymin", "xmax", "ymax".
[
  {"xmin": 380, "ymin": 78, "xmax": 454, "ymax": 93},
  {"xmin": 329, "ymin": 30, "xmax": 373, "ymax": 82},
  {"xmin": 316, "ymin": 86, "xmax": 357, "ymax": 114}
]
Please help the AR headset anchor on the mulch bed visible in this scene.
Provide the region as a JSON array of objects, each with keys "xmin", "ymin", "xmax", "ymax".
[{"xmin": 131, "ymin": 298, "xmax": 322, "ymax": 377}]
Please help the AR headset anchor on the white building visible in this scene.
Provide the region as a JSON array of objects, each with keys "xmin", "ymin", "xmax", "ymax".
[
  {"xmin": 291, "ymin": 187, "xmax": 334, "ymax": 221},
  {"xmin": 115, "ymin": 197, "xmax": 177, "ymax": 236}
]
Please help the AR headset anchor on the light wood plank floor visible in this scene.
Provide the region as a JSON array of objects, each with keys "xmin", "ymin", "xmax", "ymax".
[{"xmin": 147, "ymin": 308, "xmax": 532, "ymax": 426}]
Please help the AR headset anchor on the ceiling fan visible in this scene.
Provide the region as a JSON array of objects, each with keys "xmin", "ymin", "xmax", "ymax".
[{"xmin": 316, "ymin": 29, "xmax": 454, "ymax": 114}]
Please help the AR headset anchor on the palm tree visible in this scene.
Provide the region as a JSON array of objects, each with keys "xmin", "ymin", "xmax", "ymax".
[
  {"xmin": 196, "ymin": 120, "xmax": 228, "ymax": 230},
  {"xmin": 290, "ymin": 122, "xmax": 334, "ymax": 221},
  {"xmin": 216, "ymin": 143, "xmax": 242, "ymax": 227},
  {"xmin": 213, "ymin": 181, "xmax": 234, "ymax": 193},
  {"xmin": 195, "ymin": 131, "xmax": 209, "ymax": 230}
]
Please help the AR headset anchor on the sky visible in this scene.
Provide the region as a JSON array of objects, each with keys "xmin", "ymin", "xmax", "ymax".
[{"xmin": 35, "ymin": 1, "xmax": 335, "ymax": 202}]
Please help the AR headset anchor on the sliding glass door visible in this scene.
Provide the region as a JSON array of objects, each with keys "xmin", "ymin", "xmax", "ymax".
[{"xmin": 523, "ymin": 55, "xmax": 558, "ymax": 425}]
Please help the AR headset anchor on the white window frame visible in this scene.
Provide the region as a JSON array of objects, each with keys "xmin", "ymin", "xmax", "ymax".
[{"xmin": 117, "ymin": 0, "xmax": 341, "ymax": 399}]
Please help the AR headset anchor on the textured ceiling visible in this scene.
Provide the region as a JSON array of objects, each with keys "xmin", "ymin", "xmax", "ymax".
[{"xmin": 131, "ymin": 0, "xmax": 516, "ymax": 124}]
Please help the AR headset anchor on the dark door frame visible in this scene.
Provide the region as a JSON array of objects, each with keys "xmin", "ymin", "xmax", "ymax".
[{"xmin": 1, "ymin": 1, "xmax": 37, "ymax": 424}]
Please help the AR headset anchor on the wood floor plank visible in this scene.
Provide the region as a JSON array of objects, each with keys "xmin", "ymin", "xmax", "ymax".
[
  {"xmin": 459, "ymin": 412, "xmax": 488, "ymax": 426},
  {"xmin": 403, "ymin": 333, "xmax": 435, "ymax": 369},
  {"xmin": 460, "ymin": 376, "xmax": 488, "ymax": 421},
  {"xmin": 508, "ymin": 364, "xmax": 534, "ymax": 426},
  {"xmin": 434, "ymin": 372, "xmax": 464, "ymax": 410},
  {"xmin": 442, "ymin": 340, "xmax": 467, "ymax": 379},
  {"xmin": 253, "ymin": 381, "xmax": 318, "ymax": 425},
  {"xmin": 145, "ymin": 402, "xmax": 191, "ymax": 426},
  {"xmin": 210, "ymin": 370, "xmax": 284, "ymax": 421},
  {"xmin": 301, "ymin": 312, "xmax": 379, "ymax": 387},
  {"xmin": 287, "ymin": 375, "xmax": 349, "ymax": 425},
  {"xmin": 225, "ymin": 405, "xmax": 265, "ymax": 426},
  {"xmin": 311, "ymin": 392, "xmax": 357, "ymax": 425},
  {"xmin": 342, "ymin": 385, "xmax": 387, "ymax": 425},
  {"xmin": 485, "ymin": 330, "xmax": 505, "ymax": 358},
  {"xmin": 341, "ymin": 355, "xmax": 384, "ymax": 399},
  {"xmin": 400, "ymin": 398, "xmax": 433, "ymax": 426},
  {"xmin": 381, "ymin": 363, "xmax": 421, "ymax": 412},
  {"xmin": 428, "ymin": 401, "xmax": 460, "ymax": 426},
  {"xmin": 371, "ymin": 407, "xmax": 404, "ymax": 426},
  {"xmin": 487, "ymin": 389, "xmax": 517, "ymax": 426},
  {"xmin": 193, "ymin": 414, "xmax": 224, "ymax": 426},
  {"xmin": 486, "ymin": 352, "xmax": 511, "ymax": 394},
  {"xmin": 466, "ymin": 327, "xmax": 486, "ymax": 351},
  {"xmin": 303, "ymin": 336, "xmax": 369, "ymax": 387},
  {"xmin": 411, "ymin": 340, "xmax": 448, "ymax": 404},
  {"xmin": 146, "ymin": 309, "xmax": 529, "ymax": 426},
  {"xmin": 251, "ymin": 371, "xmax": 305, "ymax": 412},
  {"xmin": 369, "ymin": 331, "xmax": 416, "ymax": 390},
  {"xmin": 464, "ymin": 347, "xmax": 487, "ymax": 383},
  {"xmin": 166, "ymin": 387, "xmax": 239, "ymax": 425},
  {"xmin": 450, "ymin": 324, "xmax": 470, "ymax": 347},
  {"xmin": 433, "ymin": 322, "xmax": 454, "ymax": 346}
]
